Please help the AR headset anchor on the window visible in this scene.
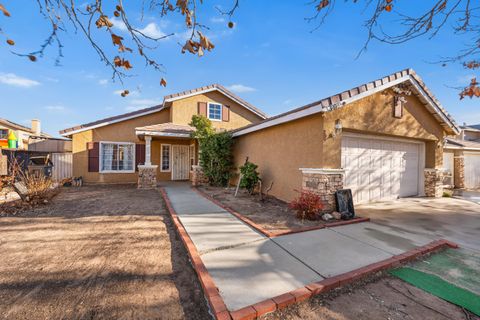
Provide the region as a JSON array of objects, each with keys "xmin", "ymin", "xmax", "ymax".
[
  {"xmin": 100, "ymin": 142, "xmax": 135, "ymax": 173},
  {"xmin": 161, "ymin": 144, "xmax": 171, "ymax": 172},
  {"xmin": 189, "ymin": 144, "xmax": 195, "ymax": 170},
  {"xmin": 208, "ymin": 103, "xmax": 222, "ymax": 121},
  {"xmin": 0, "ymin": 129, "xmax": 8, "ymax": 140}
]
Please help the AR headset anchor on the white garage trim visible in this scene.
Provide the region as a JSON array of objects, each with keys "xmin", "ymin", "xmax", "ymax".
[
  {"xmin": 464, "ymin": 152, "xmax": 480, "ymax": 189},
  {"xmin": 342, "ymin": 132, "xmax": 426, "ymax": 202}
]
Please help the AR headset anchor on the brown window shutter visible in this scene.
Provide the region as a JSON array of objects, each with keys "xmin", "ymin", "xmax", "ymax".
[
  {"xmin": 135, "ymin": 144, "xmax": 145, "ymax": 171},
  {"xmin": 222, "ymin": 105, "xmax": 230, "ymax": 122},
  {"xmin": 87, "ymin": 142, "xmax": 99, "ymax": 172},
  {"xmin": 198, "ymin": 102, "xmax": 207, "ymax": 117}
]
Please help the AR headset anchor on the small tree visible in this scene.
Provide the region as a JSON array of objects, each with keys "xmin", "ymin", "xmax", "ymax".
[
  {"xmin": 190, "ymin": 115, "xmax": 234, "ymax": 187},
  {"xmin": 239, "ymin": 160, "xmax": 260, "ymax": 194}
]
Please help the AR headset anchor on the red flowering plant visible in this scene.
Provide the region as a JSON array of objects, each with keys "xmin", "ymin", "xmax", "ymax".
[{"xmin": 289, "ymin": 190, "xmax": 324, "ymax": 221}]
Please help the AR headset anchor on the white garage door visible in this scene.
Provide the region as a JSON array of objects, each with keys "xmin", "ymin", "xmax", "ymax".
[
  {"xmin": 465, "ymin": 153, "xmax": 480, "ymax": 189},
  {"xmin": 342, "ymin": 135, "xmax": 422, "ymax": 204}
]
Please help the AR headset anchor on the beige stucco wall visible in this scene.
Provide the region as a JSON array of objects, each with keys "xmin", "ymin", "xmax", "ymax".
[
  {"xmin": 71, "ymin": 90, "xmax": 262, "ymax": 183},
  {"xmin": 169, "ymin": 91, "xmax": 263, "ymax": 130},
  {"xmin": 232, "ymin": 90, "xmax": 447, "ymax": 202}
]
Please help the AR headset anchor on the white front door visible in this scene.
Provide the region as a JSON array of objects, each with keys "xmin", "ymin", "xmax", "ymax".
[
  {"xmin": 172, "ymin": 145, "xmax": 190, "ymax": 180},
  {"xmin": 342, "ymin": 135, "xmax": 423, "ymax": 204},
  {"xmin": 465, "ymin": 153, "xmax": 480, "ymax": 189}
]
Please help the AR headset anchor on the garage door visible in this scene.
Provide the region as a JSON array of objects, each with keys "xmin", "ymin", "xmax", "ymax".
[
  {"xmin": 465, "ymin": 153, "xmax": 480, "ymax": 189},
  {"xmin": 342, "ymin": 135, "xmax": 422, "ymax": 204}
]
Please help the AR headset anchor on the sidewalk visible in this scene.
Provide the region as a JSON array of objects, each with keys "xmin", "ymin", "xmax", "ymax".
[{"xmin": 163, "ymin": 183, "xmax": 440, "ymax": 312}]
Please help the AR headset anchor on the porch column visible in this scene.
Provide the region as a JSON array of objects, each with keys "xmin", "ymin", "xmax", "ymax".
[{"xmin": 145, "ymin": 135, "xmax": 152, "ymax": 166}]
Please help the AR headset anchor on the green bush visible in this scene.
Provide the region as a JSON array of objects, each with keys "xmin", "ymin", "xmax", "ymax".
[
  {"xmin": 190, "ymin": 115, "xmax": 234, "ymax": 187},
  {"xmin": 239, "ymin": 161, "xmax": 260, "ymax": 194}
]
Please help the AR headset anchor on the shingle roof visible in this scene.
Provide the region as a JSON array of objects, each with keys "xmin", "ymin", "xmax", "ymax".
[
  {"xmin": 461, "ymin": 124, "xmax": 480, "ymax": 131},
  {"xmin": 163, "ymin": 83, "xmax": 268, "ymax": 119},
  {"xmin": 60, "ymin": 105, "xmax": 164, "ymax": 136},
  {"xmin": 445, "ymin": 138, "xmax": 480, "ymax": 149},
  {"xmin": 135, "ymin": 123, "xmax": 194, "ymax": 134},
  {"xmin": 232, "ymin": 68, "xmax": 460, "ymax": 137},
  {"xmin": 0, "ymin": 118, "xmax": 33, "ymax": 133}
]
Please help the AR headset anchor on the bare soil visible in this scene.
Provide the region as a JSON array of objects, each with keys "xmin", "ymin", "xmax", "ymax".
[
  {"xmin": 0, "ymin": 185, "xmax": 211, "ymax": 320},
  {"xmin": 199, "ymin": 186, "xmax": 339, "ymax": 233},
  {"xmin": 263, "ymin": 273, "xmax": 479, "ymax": 320}
]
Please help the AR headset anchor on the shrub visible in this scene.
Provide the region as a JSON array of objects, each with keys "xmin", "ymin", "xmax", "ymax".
[
  {"xmin": 190, "ymin": 115, "xmax": 234, "ymax": 187},
  {"xmin": 289, "ymin": 190, "xmax": 323, "ymax": 221},
  {"xmin": 239, "ymin": 161, "xmax": 260, "ymax": 194}
]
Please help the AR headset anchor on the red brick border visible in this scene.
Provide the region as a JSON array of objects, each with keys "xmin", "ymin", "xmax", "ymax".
[
  {"xmin": 192, "ymin": 187, "xmax": 370, "ymax": 238},
  {"xmin": 161, "ymin": 187, "xmax": 459, "ymax": 320}
]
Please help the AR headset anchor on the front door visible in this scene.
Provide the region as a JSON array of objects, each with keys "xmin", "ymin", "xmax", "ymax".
[{"xmin": 172, "ymin": 145, "xmax": 190, "ymax": 180}]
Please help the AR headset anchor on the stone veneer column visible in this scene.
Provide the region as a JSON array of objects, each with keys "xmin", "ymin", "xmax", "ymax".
[
  {"xmin": 191, "ymin": 165, "xmax": 208, "ymax": 186},
  {"xmin": 300, "ymin": 168, "xmax": 344, "ymax": 213},
  {"xmin": 137, "ymin": 165, "xmax": 158, "ymax": 189},
  {"xmin": 424, "ymin": 169, "xmax": 444, "ymax": 197},
  {"xmin": 454, "ymin": 153, "xmax": 465, "ymax": 189}
]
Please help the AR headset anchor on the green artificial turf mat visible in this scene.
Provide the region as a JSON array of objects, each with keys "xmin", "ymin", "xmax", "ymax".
[{"xmin": 390, "ymin": 267, "xmax": 480, "ymax": 316}]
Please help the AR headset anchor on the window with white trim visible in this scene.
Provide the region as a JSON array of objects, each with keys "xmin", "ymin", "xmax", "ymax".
[
  {"xmin": 189, "ymin": 144, "xmax": 195, "ymax": 170},
  {"xmin": 161, "ymin": 144, "xmax": 171, "ymax": 172},
  {"xmin": 100, "ymin": 142, "xmax": 135, "ymax": 173},
  {"xmin": 0, "ymin": 129, "xmax": 8, "ymax": 140},
  {"xmin": 208, "ymin": 103, "xmax": 222, "ymax": 121}
]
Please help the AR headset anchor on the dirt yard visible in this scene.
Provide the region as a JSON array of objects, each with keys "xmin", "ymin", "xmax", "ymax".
[
  {"xmin": 0, "ymin": 185, "xmax": 211, "ymax": 320},
  {"xmin": 199, "ymin": 186, "xmax": 352, "ymax": 233},
  {"xmin": 263, "ymin": 273, "xmax": 479, "ymax": 320}
]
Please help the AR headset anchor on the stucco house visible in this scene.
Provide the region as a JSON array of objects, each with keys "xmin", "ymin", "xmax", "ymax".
[
  {"xmin": 0, "ymin": 119, "xmax": 50, "ymax": 150},
  {"xmin": 444, "ymin": 124, "xmax": 480, "ymax": 189},
  {"xmin": 59, "ymin": 84, "xmax": 267, "ymax": 186},
  {"xmin": 231, "ymin": 69, "xmax": 460, "ymax": 210},
  {"xmin": 60, "ymin": 69, "xmax": 462, "ymax": 209}
]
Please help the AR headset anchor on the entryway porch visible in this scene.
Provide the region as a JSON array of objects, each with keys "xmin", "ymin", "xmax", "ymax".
[{"xmin": 135, "ymin": 123, "xmax": 198, "ymax": 188}]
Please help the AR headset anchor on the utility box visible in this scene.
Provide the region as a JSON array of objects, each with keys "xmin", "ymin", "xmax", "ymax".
[{"xmin": 0, "ymin": 154, "xmax": 7, "ymax": 176}]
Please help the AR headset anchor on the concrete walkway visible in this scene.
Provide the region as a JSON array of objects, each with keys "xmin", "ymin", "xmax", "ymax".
[{"xmin": 164, "ymin": 183, "xmax": 434, "ymax": 311}]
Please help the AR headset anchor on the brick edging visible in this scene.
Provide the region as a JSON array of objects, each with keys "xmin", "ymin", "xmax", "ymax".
[
  {"xmin": 159, "ymin": 188, "xmax": 230, "ymax": 320},
  {"xmin": 192, "ymin": 187, "xmax": 370, "ymax": 238},
  {"xmin": 229, "ymin": 239, "xmax": 459, "ymax": 319},
  {"xmin": 161, "ymin": 187, "xmax": 459, "ymax": 320}
]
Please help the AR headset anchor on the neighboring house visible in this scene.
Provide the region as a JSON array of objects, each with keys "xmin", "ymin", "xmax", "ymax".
[
  {"xmin": 59, "ymin": 84, "xmax": 267, "ymax": 185},
  {"xmin": 231, "ymin": 69, "xmax": 460, "ymax": 209},
  {"xmin": 444, "ymin": 124, "xmax": 480, "ymax": 189},
  {"xmin": 0, "ymin": 119, "xmax": 50, "ymax": 150}
]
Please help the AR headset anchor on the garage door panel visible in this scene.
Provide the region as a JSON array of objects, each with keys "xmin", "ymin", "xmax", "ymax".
[
  {"xmin": 342, "ymin": 135, "xmax": 421, "ymax": 204},
  {"xmin": 465, "ymin": 154, "xmax": 480, "ymax": 189}
]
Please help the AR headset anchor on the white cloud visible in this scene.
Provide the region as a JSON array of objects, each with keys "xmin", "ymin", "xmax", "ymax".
[
  {"xmin": 226, "ymin": 84, "xmax": 257, "ymax": 93},
  {"xmin": 45, "ymin": 105, "xmax": 66, "ymax": 112},
  {"xmin": 111, "ymin": 17, "xmax": 167, "ymax": 39},
  {"xmin": 125, "ymin": 98, "xmax": 161, "ymax": 111},
  {"xmin": 210, "ymin": 17, "xmax": 226, "ymax": 24},
  {"xmin": 0, "ymin": 73, "xmax": 40, "ymax": 88},
  {"xmin": 98, "ymin": 79, "xmax": 109, "ymax": 85},
  {"xmin": 139, "ymin": 23, "xmax": 166, "ymax": 39},
  {"xmin": 283, "ymin": 99, "xmax": 293, "ymax": 105}
]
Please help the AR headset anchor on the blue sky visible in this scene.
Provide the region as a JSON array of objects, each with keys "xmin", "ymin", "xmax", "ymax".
[{"xmin": 0, "ymin": 1, "xmax": 479, "ymax": 136}]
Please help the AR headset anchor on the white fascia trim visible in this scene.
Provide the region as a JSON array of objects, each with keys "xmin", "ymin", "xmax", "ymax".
[
  {"xmin": 60, "ymin": 107, "xmax": 164, "ymax": 137},
  {"xmin": 445, "ymin": 146, "xmax": 480, "ymax": 151},
  {"xmin": 233, "ymin": 75, "xmax": 459, "ymax": 137},
  {"xmin": 406, "ymin": 75, "xmax": 460, "ymax": 135},
  {"xmin": 163, "ymin": 87, "xmax": 267, "ymax": 119},
  {"xmin": 299, "ymin": 168, "xmax": 345, "ymax": 174},
  {"xmin": 135, "ymin": 130, "xmax": 192, "ymax": 138}
]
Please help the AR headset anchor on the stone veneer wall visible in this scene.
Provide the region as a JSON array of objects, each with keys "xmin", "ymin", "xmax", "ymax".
[
  {"xmin": 424, "ymin": 169, "xmax": 444, "ymax": 197},
  {"xmin": 191, "ymin": 165, "xmax": 208, "ymax": 187},
  {"xmin": 454, "ymin": 155, "xmax": 465, "ymax": 189},
  {"xmin": 138, "ymin": 165, "xmax": 158, "ymax": 189},
  {"xmin": 301, "ymin": 169, "xmax": 344, "ymax": 212}
]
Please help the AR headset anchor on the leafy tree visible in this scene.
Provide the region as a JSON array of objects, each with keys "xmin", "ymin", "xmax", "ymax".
[
  {"xmin": 239, "ymin": 160, "xmax": 260, "ymax": 194},
  {"xmin": 190, "ymin": 115, "xmax": 233, "ymax": 187}
]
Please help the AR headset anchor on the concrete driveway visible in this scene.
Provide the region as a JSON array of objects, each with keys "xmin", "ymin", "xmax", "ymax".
[{"xmin": 356, "ymin": 197, "xmax": 480, "ymax": 252}]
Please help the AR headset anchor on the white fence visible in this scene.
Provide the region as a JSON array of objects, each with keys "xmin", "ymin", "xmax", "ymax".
[{"xmin": 51, "ymin": 153, "xmax": 72, "ymax": 182}]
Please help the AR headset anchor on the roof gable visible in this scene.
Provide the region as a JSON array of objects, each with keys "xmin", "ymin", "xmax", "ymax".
[{"xmin": 233, "ymin": 69, "xmax": 460, "ymax": 137}]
